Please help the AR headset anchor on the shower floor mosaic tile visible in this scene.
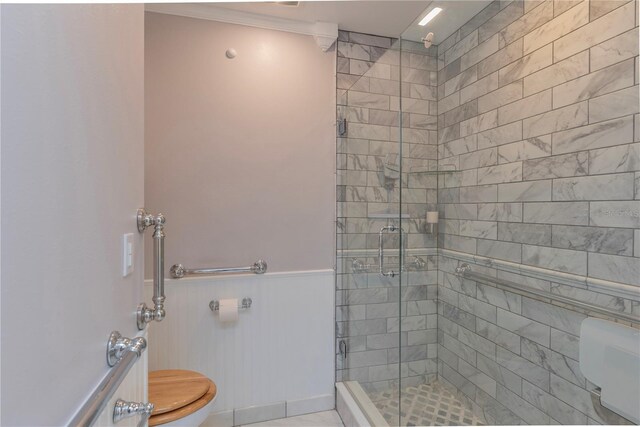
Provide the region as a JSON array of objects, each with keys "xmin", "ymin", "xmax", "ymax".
[{"xmin": 370, "ymin": 382, "xmax": 485, "ymax": 426}]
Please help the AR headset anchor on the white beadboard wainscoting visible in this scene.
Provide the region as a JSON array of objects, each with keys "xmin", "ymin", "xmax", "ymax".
[{"xmin": 145, "ymin": 269, "xmax": 335, "ymax": 425}]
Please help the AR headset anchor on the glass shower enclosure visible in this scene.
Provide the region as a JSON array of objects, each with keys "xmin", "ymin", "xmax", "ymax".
[
  {"xmin": 336, "ymin": 1, "xmax": 640, "ymax": 426},
  {"xmin": 335, "ymin": 25, "xmax": 442, "ymax": 426}
]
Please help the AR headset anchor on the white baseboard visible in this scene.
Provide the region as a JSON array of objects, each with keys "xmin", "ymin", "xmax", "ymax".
[
  {"xmin": 287, "ymin": 394, "xmax": 335, "ymax": 417},
  {"xmin": 203, "ymin": 393, "xmax": 335, "ymax": 426}
]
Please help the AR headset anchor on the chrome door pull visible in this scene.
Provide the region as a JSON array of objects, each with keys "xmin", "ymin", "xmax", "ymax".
[
  {"xmin": 136, "ymin": 208, "xmax": 166, "ymax": 330},
  {"xmin": 113, "ymin": 399, "xmax": 154, "ymax": 427},
  {"xmin": 379, "ymin": 225, "xmax": 401, "ymax": 277}
]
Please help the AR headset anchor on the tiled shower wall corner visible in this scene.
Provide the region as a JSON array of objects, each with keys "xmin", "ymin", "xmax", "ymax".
[
  {"xmin": 335, "ymin": 31, "xmax": 440, "ymax": 394},
  {"xmin": 436, "ymin": 0, "xmax": 640, "ymax": 424}
]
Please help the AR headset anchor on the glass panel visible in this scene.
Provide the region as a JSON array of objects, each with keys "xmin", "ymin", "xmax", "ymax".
[
  {"xmin": 396, "ymin": 1, "xmax": 640, "ymax": 426},
  {"xmin": 334, "ymin": 26, "xmax": 444, "ymax": 425},
  {"xmin": 396, "ymin": 36, "xmax": 442, "ymax": 427},
  {"xmin": 335, "ymin": 31, "xmax": 403, "ymax": 426},
  {"xmin": 396, "ymin": 5, "xmax": 487, "ymax": 426}
]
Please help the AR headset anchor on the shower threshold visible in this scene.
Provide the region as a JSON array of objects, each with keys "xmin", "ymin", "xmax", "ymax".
[{"xmin": 342, "ymin": 380, "xmax": 486, "ymax": 427}]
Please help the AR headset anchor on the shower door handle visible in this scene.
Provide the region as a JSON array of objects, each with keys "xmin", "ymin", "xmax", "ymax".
[{"xmin": 379, "ymin": 225, "xmax": 400, "ymax": 278}]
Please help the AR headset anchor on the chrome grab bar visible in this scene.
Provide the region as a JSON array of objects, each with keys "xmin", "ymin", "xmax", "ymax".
[
  {"xmin": 455, "ymin": 263, "xmax": 640, "ymax": 324},
  {"xmin": 136, "ymin": 209, "xmax": 166, "ymax": 330},
  {"xmin": 68, "ymin": 332, "xmax": 147, "ymax": 427},
  {"xmin": 170, "ymin": 259, "xmax": 267, "ymax": 278},
  {"xmin": 379, "ymin": 225, "xmax": 403, "ymax": 277},
  {"xmin": 352, "ymin": 256, "xmax": 426, "ymax": 274}
]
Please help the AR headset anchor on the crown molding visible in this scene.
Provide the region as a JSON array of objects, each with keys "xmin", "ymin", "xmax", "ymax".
[{"xmin": 145, "ymin": 3, "xmax": 337, "ymax": 51}]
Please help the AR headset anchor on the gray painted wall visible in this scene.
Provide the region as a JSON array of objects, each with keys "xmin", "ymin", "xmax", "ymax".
[
  {"xmin": 1, "ymin": 5, "xmax": 144, "ymax": 425},
  {"xmin": 144, "ymin": 12, "xmax": 336, "ymax": 278}
]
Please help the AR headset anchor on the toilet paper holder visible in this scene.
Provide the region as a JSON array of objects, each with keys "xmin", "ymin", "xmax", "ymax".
[{"xmin": 209, "ymin": 297, "xmax": 252, "ymax": 312}]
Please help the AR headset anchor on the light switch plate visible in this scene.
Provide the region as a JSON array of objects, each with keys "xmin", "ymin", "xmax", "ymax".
[{"xmin": 122, "ymin": 233, "xmax": 134, "ymax": 277}]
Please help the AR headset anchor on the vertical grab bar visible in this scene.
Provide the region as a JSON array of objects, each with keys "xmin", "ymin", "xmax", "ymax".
[
  {"xmin": 379, "ymin": 225, "xmax": 400, "ymax": 277},
  {"xmin": 136, "ymin": 208, "xmax": 166, "ymax": 330}
]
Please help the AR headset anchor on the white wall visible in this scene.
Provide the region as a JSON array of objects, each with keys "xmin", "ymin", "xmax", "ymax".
[
  {"xmin": 144, "ymin": 12, "xmax": 336, "ymax": 277},
  {"xmin": 1, "ymin": 5, "xmax": 145, "ymax": 425},
  {"xmin": 146, "ymin": 270, "xmax": 335, "ymax": 419}
]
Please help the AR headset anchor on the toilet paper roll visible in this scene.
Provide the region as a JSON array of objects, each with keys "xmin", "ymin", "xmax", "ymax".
[{"xmin": 218, "ymin": 299, "xmax": 239, "ymax": 322}]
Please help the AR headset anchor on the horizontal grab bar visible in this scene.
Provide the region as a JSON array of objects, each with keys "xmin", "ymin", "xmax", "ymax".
[
  {"xmin": 455, "ymin": 263, "xmax": 640, "ymax": 324},
  {"xmin": 170, "ymin": 259, "xmax": 267, "ymax": 279},
  {"xmin": 352, "ymin": 256, "xmax": 427, "ymax": 274}
]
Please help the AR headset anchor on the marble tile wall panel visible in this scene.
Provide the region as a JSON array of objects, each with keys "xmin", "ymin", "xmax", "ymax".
[
  {"xmin": 460, "ymin": 34, "xmax": 500, "ymax": 71},
  {"xmin": 476, "ymin": 39, "xmax": 524, "ymax": 79},
  {"xmin": 551, "ymin": 225, "xmax": 634, "ymax": 255},
  {"xmin": 498, "ymin": 43, "xmax": 552, "ymax": 86},
  {"xmin": 552, "ymin": 0, "xmax": 583, "ymax": 16},
  {"xmin": 551, "ymin": 58, "xmax": 635, "ymax": 108},
  {"xmin": 523, "ymin": 50, "xmax": 589, "ymax": 96},
  {"xmin": 522, "ymin": 0, "xmax": 589, "ymax": 54},
  {"xmin": 588, "ymin": 142, "xmax": 640, "ymax": 175},
  {"xmin": 478, "ymin": 0, "xmax": 524, "ymax": 43},
  {"xmin": 590, "ymin": 0, "xmax": 632, "ymax": 19},
  {"xmin": 498, "ymin": 0, "xmax": 553, "ymax": 48},
  {"xmin": 477, "ymin": 239, "xmax": 522, "ymax": 263},
  {"xmin": 552, "ymin": 1, "xmax": 636, "ymax": 61},
  {"xmin": 552, "ymin": 173, "xmax": 635, "ymax": 201},
  {"xmin": 522, "ymin": 101, "xmax": 588, "ymax": 138},
  {"xmin": 497, "ymin": 135, "xmax": 551, "ymax": 162},
  {"xmin": 588, "ymin": 85, "xmax": 640, "ymax": 123},
  {"xmin": 498, "ymin": 90, "xmax": 551, "ymax": 125},
  {"xmin": 436, "ymin": 1, "xmax": 640, "ymax": 424},
  {"xmin": 522, "ymin": 152, "xmax": 588, "ymax": 180},
  {"xmin": 460, "ymin": 72, "xmax": 499, "ymax": 104},
  {"xmin": 477, "ymin": 81, "xmax": 523, "ymax": 113},
  {"xmin": 590, "ymin": 27, "xmax": 638, "ymax": 71},
  {"xmin": 552, "ymin": 116, "xmax": 634, "ymax": 154}
]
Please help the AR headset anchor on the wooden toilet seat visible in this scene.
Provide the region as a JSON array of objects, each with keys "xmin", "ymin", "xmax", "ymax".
[{"xmin": 148, "ymin": 370, "xmax": 217, "ymax": 426}]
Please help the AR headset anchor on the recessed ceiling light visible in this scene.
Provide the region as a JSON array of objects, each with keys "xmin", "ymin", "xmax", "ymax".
[{"xmin": 419, "ymin": 7, "xmax": 442, "ymax": 26}]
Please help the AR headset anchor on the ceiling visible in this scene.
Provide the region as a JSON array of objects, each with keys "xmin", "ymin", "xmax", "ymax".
[
  {"xmin": 402, "ymin": 0, "xmax": 492, "ymax": 44},
  {"xmin": 210, "ymin": 1, "xmax": 492, "ymax": 42}
]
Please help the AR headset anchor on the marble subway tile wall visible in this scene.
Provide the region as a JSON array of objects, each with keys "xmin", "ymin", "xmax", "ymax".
[
  {"xmin": 336, "ymin": 31, "xmax": 440, "ymax": 394},
  {"xmin": 436, "ymin": 0, "xmax": 639, "ymax": 424}
]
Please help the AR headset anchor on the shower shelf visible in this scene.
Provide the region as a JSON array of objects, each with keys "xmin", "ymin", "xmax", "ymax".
[
  {"xmin": 419, "ymin": 170, "xmax": 459, "ymax": 174},
  {"xmin": 367, "ymin": 212, "xmax": 410, "ymax": 220},
  {"xmin": 409, "ymin": 167, "xmax": 459, "ymax": 174}
]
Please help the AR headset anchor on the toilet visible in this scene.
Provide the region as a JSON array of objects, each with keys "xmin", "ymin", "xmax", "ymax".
[{"xmin": 148, "ymin": 370, "xmax": 217, "ymax": 427}]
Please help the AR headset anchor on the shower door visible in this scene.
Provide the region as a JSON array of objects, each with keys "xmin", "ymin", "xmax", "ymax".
[{"xmin": 336, "ymin": 31, "xmax": 439, "ymax": 426}]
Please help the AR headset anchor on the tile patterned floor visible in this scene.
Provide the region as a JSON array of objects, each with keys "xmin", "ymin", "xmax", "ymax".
[
  {"xmin": 370, "ymin": 382, "xmax": 485, "ymax": 426},
  {"xmin": 242, "ymin": 410, "xmax": 344, "ymax": 427}
]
